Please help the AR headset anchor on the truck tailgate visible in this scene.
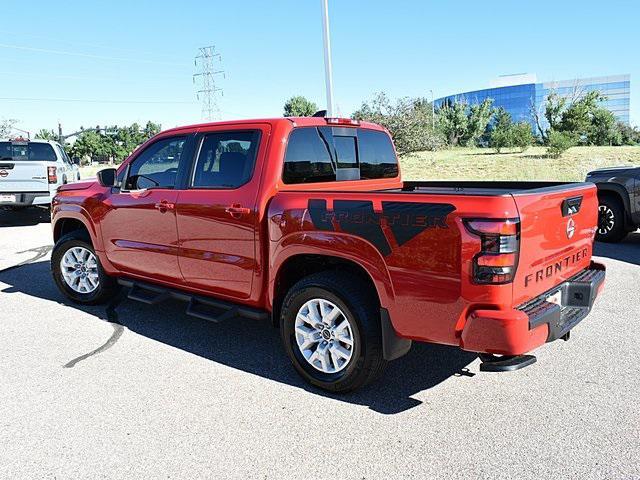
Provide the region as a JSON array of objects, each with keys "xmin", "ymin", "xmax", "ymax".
[
  {"xmin": 0, "ymin": 161, "xmax": 49, "ymax": 192},
  {"xmin": 511, "ymin": 183, "xmax": 598, "ymax": 306}
]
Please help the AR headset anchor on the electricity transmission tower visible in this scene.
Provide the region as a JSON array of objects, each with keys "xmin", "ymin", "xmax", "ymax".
[{"xmin": 193, "ymin": 46, "xmax": 224, "ymax": 120}]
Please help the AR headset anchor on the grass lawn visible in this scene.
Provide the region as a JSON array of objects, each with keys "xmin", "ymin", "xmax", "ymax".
[
  {"xmin": 400, "ymin": 146, "xmax": 640, "ymax": 182},
  {"xmin": 79, "ymin": 146, "xmax": 640, "ymax": 183},
  {"xmin": 78, "ymin": 163, "xmax": 112, "ymax": 180}
]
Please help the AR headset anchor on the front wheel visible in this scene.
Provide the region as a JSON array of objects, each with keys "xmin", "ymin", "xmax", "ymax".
[
  {"xmin": 596, "ymin": 197, "xmax": 627, "ymax": 243},
  {"xmin": 280, "ymin": 272, "xmax": 386, "ymax": 392},
  {"xmin": 51, "ymin": 232, "xmax": 119, "ymax": 304}
]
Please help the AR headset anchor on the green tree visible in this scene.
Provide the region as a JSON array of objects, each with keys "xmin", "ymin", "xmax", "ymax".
[
  {"xmin": 617, "ymin": 122, "xmax": 640, "ymax": 145},
  {"xmin": 544, "ymin": 92, "xmax": 567, "ymax": 132},
  {"xmin": 559, "ymin": 90, "xmax": 604, "ymax": 141},
  {"xmin": 68, "ymin": 122, "xmax": 162, "ymax": 164},
  {"xmin": 510, "ymin": 122, "xmax": 534, "ymax": 152},
  {"xmin": 143, "ymin": 121, "xmax": 161, "ymax": 139},
  {"xmin": 352, "ymin": 92, "xmax": 444, "ymax": 155},
  {"xmin": 534, "ymin": 89, "xmax": 624, "ymax": 146},
  {"xmin": 437, "ymin": 99, "xmax": 468, "ymax": 146},
  {"xmin": 489, "ymin": 108, "xmax": 513, "ymax": 153},
  {"xmin": 35, "ymin": 129, "xmax": 57, "ymax": 140},
  {"xmin": 590, "ymin": 109, "xmax": 622, "ymax": 146},
  {"xmin": 488, "ymin": 109, "xmax": 532, "ymax": 153},
  {"xmin": 283, "ymin": 96, "xmax": 318, "ymax": 117},
  {"xmin": 437, "ymin": 98, "xmax": 494, "ymax": 147},
  {"xmin": 531, "ymin": 92, "xmax": 566, "ymax": 143},
  {"xmin": 547, "ymin": 130, "xmax": 576, "ymax": 158},
  {"xmin": 68, "ymin": 130, "xmax": 106, "ymax": 162},
  {"xmin": 462, "ymin": 99, "xmax": 494, "ymax": 146}
]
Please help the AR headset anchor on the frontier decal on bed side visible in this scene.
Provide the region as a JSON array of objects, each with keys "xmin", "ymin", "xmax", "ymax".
[{"xmin": 307, "ymin": 199, "xmax": 456, "ymax": 256}]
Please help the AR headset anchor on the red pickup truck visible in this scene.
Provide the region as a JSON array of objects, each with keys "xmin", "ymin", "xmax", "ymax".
[{"xmin": 51, "ymin": 116, "xmax": 605, "ymax": 392}]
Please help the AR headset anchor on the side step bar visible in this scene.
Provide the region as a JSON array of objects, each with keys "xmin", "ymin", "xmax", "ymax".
[{"xmin": 117, "ymin": 279, "xmax": 268, "ymax": 323}]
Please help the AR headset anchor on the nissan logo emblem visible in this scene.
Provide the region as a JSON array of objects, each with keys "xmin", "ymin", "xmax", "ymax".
[
  {"xmin": 0, "ymin": 170, "xmax": 7, "ymax": 178},
  {"xmin": 566, "ymin": 217, "xmax": 576, "ymax": 239}
]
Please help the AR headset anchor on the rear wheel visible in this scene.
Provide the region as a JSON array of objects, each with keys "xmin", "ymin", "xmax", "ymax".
[
  {"xmin": 51, "ymin": 232, "xmax": 119, "ymax": 304},
  {"xmin": 596, "ymin": 197, "xmax": 627, "ymax": 243},
  {"xmin": 280, "ymin": 271, "xmax": 386, "ymax": 392}
]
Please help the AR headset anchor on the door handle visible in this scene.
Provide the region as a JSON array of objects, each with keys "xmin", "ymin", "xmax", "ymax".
[
  {"xmin": 154, "ymin": 200, "xmax": 175, "ymax": 212},
  {"xmin": 225, "ymin": 204, "xmax": 251, "ymax": 218}
]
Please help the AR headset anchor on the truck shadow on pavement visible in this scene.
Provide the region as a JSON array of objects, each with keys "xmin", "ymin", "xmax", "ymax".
[
  {"xmin": 593, "ymin": 232, "xmax": 640, "ymax": 266},
  {"xmin": 0, "ymin": 260, "xmax": 478, "ymax": 415},
  {"xmin": 0, "ymin": 207, "xmax": 51, "ymax": 227}
]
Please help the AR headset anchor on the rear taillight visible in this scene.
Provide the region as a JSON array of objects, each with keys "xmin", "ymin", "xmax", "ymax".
[
  {"xmin": 463, "ymin": 218, "xmax": 520, "ymax": 284},
  {"xmin": 47, "ymin": 166, "xmax": 57, "ymax": 184}
]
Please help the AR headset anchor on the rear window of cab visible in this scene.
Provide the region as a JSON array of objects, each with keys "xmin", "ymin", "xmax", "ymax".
[
  {"xmin": 0, "ymin": 142, "xmax": 57, "ymax": 161},
  {"xmin": 282, "ymin": 127, "xmax": 398, "ymax": 184}
]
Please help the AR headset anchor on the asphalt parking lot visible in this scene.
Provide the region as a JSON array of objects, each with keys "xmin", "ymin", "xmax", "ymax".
[{"xmin": 0, "ymin": 208, "xmax": 639, "ymax": 479}]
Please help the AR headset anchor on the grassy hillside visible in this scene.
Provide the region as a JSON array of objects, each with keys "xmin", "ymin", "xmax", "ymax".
[
  {"xmin": 79, "ymin": 146, "xmax": 640, "ymax": 183},
  {"xmin": 400, "ymin": 146, "xmax": 640, "ymax": 182}
]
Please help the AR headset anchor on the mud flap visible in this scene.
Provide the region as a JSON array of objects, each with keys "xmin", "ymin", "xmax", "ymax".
[{"xmin": 380, "ymin": 308, "xmax": 412, "ymax": 361}]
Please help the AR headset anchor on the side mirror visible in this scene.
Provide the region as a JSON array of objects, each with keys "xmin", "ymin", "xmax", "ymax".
[
  {"xmin": 73, "ymin": 157, "xmax": 81, "ymax": 165},
  {"xmin": 96, "ymin": 168, "xmax": 117, "ymax": 187}
]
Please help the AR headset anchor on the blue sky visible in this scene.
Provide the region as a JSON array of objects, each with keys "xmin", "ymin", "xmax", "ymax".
[{"xmin": 1, "ymin": 0, "xmax": 638, "ymax": 136}]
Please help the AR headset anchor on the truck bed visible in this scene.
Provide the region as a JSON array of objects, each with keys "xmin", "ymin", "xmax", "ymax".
[{"xmin": 394, "ymin": 180, "xmax": 589, "ymax": 196}]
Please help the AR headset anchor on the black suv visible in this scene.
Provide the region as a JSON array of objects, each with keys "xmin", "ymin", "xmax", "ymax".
[{"xmin": 586, "ymin": 166, "xmax": 640, "ymax": 242}]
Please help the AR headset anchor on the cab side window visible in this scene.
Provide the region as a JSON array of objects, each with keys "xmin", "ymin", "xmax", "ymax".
[
  {"xmin": 282, "ymin": 127, "xmax": 335, "ymax": 184},
  {"xmin": 55, "ymin": 144, "xmax": 71, "ymax": 166},
  {"xmin": 125, "ymin": 136, "xmax": 186, "ymax": 190},
  {"xmin": 191, "ymin": 130, "xmax": 261, "ymax": 189}
]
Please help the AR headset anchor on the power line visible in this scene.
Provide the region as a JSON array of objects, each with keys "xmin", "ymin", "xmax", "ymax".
[
  {"xmin": 0, "ymin": 70, "xmax": 188, "ymax": 82},
  {"xmin": 0, "ymin": 43, "xmax": 190, "ymax": 67},
  {"xmin": 193, "ymin": 46, "xmax": 224, "ymax": 120},
  {"xmin": 0, "ymin": 96, "xmax": 196, "ymax": 105},
  {"xmin": 0, "ymin": 31, "xmax": 186, "ymax": 61}
]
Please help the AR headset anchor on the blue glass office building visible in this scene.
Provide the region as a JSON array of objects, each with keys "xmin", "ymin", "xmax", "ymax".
[{"xmin": 435, "ymin": 74, "xmax": 631, "ymax": 129}]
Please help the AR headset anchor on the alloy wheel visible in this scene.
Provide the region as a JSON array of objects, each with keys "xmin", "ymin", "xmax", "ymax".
[
  {"xmin": 598, "ymin": 205, "xmax": 615, "ymax": 235},
  {"xmin": 60, "ymin": 246, "xmax": 100, "ymax": 294},
  {"xmin": 294, "ymin": 298, "xmax": 354, "ymax": 374}
]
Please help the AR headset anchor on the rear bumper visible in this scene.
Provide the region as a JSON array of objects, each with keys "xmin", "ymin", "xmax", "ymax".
[
  {"xmin": 519, "ymin": 262, "xmax": 605, "ymax": 342},
  {"xmin": 0, "ymin": 191, "xmax": 53, "ymax": 206},
  {"xmin": 461, "ymin": 261, "xmax": 606, "ymax": 355}
]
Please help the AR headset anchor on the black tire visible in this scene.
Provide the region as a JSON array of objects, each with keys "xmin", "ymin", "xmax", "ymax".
[
  {"xmin": 596, "ymin": 196, "xmax": 627, "ymax": 243},
  {"xmin": 280, "ymin": 271, "xmax": 386, "ymax": 393},
  {"xmin": 51, "ymin": 231, "xmax": 120, "ymax": 305}
]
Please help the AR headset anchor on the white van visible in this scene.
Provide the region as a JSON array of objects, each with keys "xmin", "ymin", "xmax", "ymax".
[{"xmin": 0, "ymin": 138, "xmax": 80, "ymax": 209}]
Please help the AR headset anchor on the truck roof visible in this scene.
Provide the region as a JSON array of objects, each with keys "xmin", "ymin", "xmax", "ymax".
[
  {"xmin": 0, "ymin": 138, "xmax": 58, "ymax": 144},
  {"xmin": 159, "ymin": 117, "xmax": 387, "ymax": 136}
]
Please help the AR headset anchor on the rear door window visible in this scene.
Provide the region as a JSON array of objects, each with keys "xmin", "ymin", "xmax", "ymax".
[{"xmin": 191, "ymin": 130, "xmax": 261, "ymax": 188}]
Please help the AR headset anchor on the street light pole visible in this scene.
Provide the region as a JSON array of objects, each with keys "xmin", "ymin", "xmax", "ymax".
[{"xmin": 320, "ymin": 0, "xmax": 334, "ymax": 117}]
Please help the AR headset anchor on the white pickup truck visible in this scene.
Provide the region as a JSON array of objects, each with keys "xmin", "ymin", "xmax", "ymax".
[{"xmin": 0, "ymin": 138, "xmax": 80, "ymax": 210}]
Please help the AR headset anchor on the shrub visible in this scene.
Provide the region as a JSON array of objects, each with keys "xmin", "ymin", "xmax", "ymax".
[
  {"xmin": 618, "ymin": 122, "xmax": 640, "ymax": 145},
  {"xmin": 490, "ymin": 128, "xmax": 511, "ymax": 153},
  {"xmin": 510, "ymin": 122, "xmax": 534, "ymax": 152},
  {"xmin": 488, "ymin": 107, "xmax": 532, "ymax": 153},
  {"xmin": 547, "ymin": 130, "xmax": 576, "ymax": 158}
]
